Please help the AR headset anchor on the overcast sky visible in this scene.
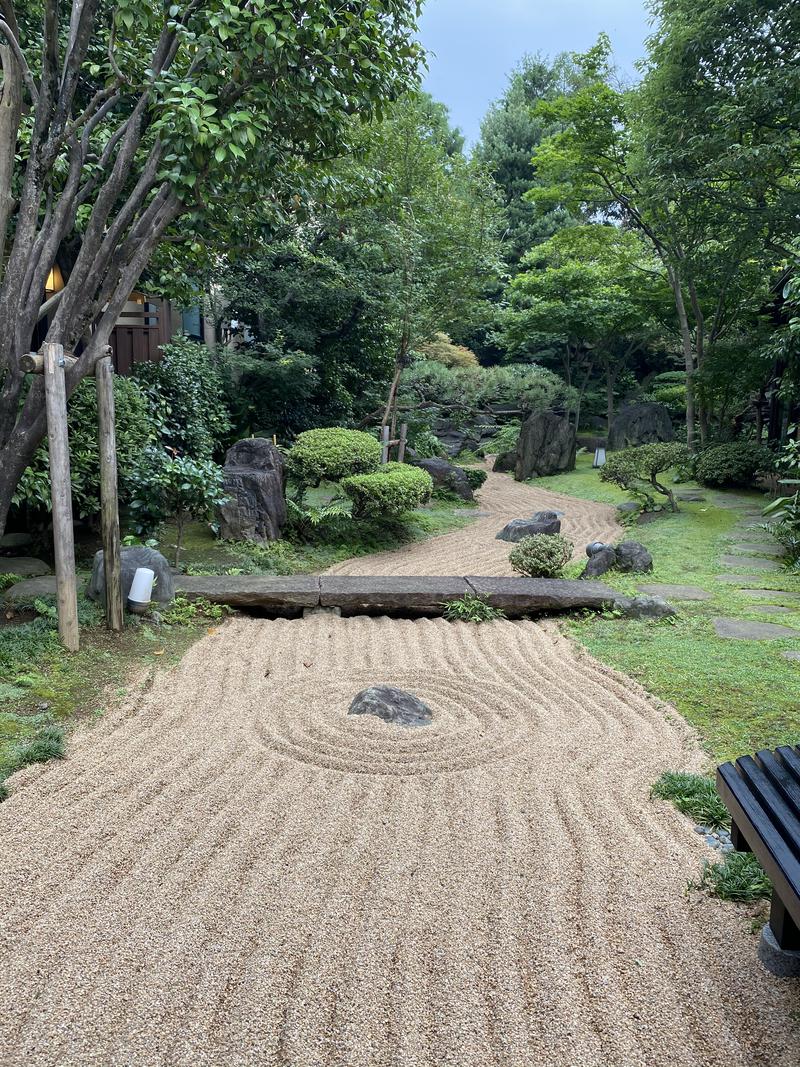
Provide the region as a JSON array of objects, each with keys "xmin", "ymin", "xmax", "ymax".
[{"xmin": 418, "ymin": 0, "xmax": 653, "ymax": 146}]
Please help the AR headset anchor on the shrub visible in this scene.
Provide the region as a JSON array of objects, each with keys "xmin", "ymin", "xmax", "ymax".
[
  {"xmin": 651, "ymin": 772, "xmax": 730, "ymax": 828},
  {"xmin": 128, "ymin": 448, "xmax": 227, "ymax": 565},
  {"xmin": 133, "ymin": 337, "xmax": 231, "ymax": 460},
  {"xmin": 461, "ymin": 467, "xmax": 487, "ymax": 491},
  {"xmin": 341, "ymin": 463, "xmax": 433, "ymax": 518},
  {"xmin": 601, "ymin": 442, "xmax": 690, "ymax": 512},
  {"xmin": 763, "ymin": 439, "xmax": 800, "ymax": 566},
  {"xmin": 485, "ymin": 421, "xmax": 521, "ymax": 455},
  {"xmin": 288, "ymin": 428, "xmax": 381, "ymax": 488},
  {"xmin": 691, "ymin": 852, "xmax": 771, "ymax": 903},
  {"xmin": 12, "ymin": 376, "xmax": 155, "ymax": 522},
  {"xmin": 443, "ymin": 594, "xmax": 505, "ymax": 623},
  {"xmin": 409, "ymin": 428, "xmax": 446, "ymax": 459},
  {"xmin": 694, "ymin": 442, "xmax": 775, "ymax": 488},
  {"xmin": 509, "ymin": 534, "xmax": 574, "ymax": 578},
  {"xmin": 418, "ymin": 332, "xmax": 479, "ymax": 367}
]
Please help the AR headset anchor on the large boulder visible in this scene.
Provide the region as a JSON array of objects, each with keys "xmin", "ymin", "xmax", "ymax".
[
  {"xmin": 218, "ymin": 438, "xmax": 286, "ymax": 543},
  {"xmin": 493, "ymin": 450, "xmax": 516, "ymax": 473},
  {"xmin": 496, "ymin": 517, "xmax": 561, "ymax": 543},
  {"xmin": 408, "ymin": 456, "xmax": 473, "ymax": 501},
  {"xmin": 87, "ymin": 546, "xmax": 174, "ymax": 607},
  {"xmin": 581, "ymin": 545, "xmax": 617, "ymax": 579},
  {"xmin": 515, "ymin": 411, "xmax": 576, "ymax": 480},
  {"xmin": 348, "ymin": 686, "xmax": 433, "ymax": 728},
  {"xmin": 615, "ymin": 541, "xmax": 654, "ymax": 573},
  {"xmin": 608, "ymin": 403, "xmax": 674, "ymax": 451}
]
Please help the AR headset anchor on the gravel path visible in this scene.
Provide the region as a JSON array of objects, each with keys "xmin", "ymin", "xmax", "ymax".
[
  {"xmin": 326, "ymin": 461, "xmax": 620, "ymax": 575},
  {"xmin": 1, "ymin": 614, "xmax": 799, "ymax": 1066}
]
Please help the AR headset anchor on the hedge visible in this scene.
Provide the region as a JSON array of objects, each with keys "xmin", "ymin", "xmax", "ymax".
[
  {"xmin": 287, "ymin": 428, "xmax": 382, "ymax": 486},
  {"xmin": 694, "ymin": 442, "xmax": 775, "ymax": 488},
  {"xmin": 341, "ymin": 462, "xmax": 434, "ymax": 518}
]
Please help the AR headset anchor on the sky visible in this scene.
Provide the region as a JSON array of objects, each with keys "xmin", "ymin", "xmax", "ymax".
[{"xmin": 418, "ymin": 0, "xmax": 653, "ymax": 146}]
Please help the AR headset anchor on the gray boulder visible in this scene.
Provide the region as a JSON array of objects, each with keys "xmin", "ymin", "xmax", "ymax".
[
  {"xmin": 348, "ymin": 686, "xmax": 433, "ymax": 728},
  {"xmin": 581, "ymin": 546, "xmax": 617, "ymax": 578},
  {"xmin": 493, "ymin": 450, "xmax": 517, "ymax": 473},
  {"xmin": 615, "ymin": 541, "xmax": 653, "ymax": 573},
  {"xmin": 496, "ymin": 517, "xmax": 561, "ymax": 542},
  {"xmin": 616, "ymin": 501, "xmax": 640, "ymax": 514},
  {"xmin": 608, "ymin": 402, "xmax": 674, "ymax": 451},
  {"xmin": 409, "ymin": 456, "xmax": 473, "ymax": 501},
  {"xmin": 532, "ymin": 510, "xmax": 563, "ymax": 523},
  {"xmin": 218, "ymin": 438, "xmax": 286, "ymax": 543},
  {"xmin": 515, "ymin": 410, "xmax": 576, "ymax": 480},
  {"xmin": 87, "ymin": 545, "xmax": 174, "ymax": 607},
  {"xmin": 613, "ymin": 595, "xmax": 676, "ymax": 621}
]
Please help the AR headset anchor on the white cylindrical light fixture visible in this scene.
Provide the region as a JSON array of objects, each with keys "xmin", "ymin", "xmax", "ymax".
[{"xmin": 127, "ymin": 567, "xmax": 155, "ymax": 614}]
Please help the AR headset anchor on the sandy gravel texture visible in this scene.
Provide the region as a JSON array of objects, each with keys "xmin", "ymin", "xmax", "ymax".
[
  {"xmin": 1, "ymin": 613, "xmax": 799, "ymax": 1067},
  {"xmin": 325, "ymin": 460, "xmax": 621, "ymax": 576}
]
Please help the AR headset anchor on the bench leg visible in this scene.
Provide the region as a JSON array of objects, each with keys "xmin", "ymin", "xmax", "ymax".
[
  {"xmin": 730, "ymin": 820, "xmax": 750, "ymax": 853},
  {"xmin": 770, "ymin": 893, "xmax": 800, "ymax": 952}
]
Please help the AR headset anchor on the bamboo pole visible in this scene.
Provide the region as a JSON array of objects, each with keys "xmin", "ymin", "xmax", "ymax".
[
  {"xmin": 96, "ymin": 356, "xmax": 124, "ymax": 632},
  {"xmin": 43, "ymin": 342, "xmax": 79, "ymax": 651}
]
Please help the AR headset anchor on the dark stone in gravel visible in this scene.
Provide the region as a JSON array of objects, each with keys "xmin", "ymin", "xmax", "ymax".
[
  {"xmin": 713, "ymin": 617, "xmax": 800, "ymax": 640},
  {"xmin": 348, "ymin": 686, "xmax": 432, "ymax": 728},
  {"xmin": 637, "ymin": 583, "xmax": 712, "ymax": 601},
  {"xmin": 496, "ymin": 517, "xmax": 561, "ymax": 542}
]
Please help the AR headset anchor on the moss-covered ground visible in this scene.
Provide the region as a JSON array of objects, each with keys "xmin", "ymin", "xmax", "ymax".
[{"xmin": 538, "ymin": 454, "xmax": 800, "ymax": 763}]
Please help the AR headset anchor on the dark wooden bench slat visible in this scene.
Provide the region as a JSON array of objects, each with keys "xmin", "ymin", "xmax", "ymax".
[
  {"xmin": 755, "ymin": 749, "xmax": 800, "ymax": 825},
  {"xmin": 717, "ymin": 761, "xmax": 800, "ymax": 935},
  {"xmin": 776, "ymin": 745, "xmax": 800, "ymax": 787},
  {"xmin": 736, "ymin": 755, "xmax": 800, "ymax": 863}
]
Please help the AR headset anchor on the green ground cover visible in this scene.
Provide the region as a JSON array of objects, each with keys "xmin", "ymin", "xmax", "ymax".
[{"xmin": 538, "ymin": 454, "xmax": 800, "ymax": 763}]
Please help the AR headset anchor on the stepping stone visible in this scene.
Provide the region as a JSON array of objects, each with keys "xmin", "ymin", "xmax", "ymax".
[
  {"xmin": 784, "ymin": 652, "xmax": 800, "ymax": 663},
  {"xmin": 0, "ymin": 557, "xmax": 51, "ymax": 576},
  {"xmin": 729, "ymin": 542, "xmax": 784, "ymax": 557},
  {"xmin": 713, "ymin": 617, "xmax": 800, "ymax": 640},
  {"xmin": 676, "ymin": 491, "xmax": 706, "ymax": 502},
  {"xmin": 741, "ymin": 589, "xmax": 800, "ymax": 603},
  {"xmin": 752, "ymin": 605, "xmax": 791, "ymax": 616},
  {"xmin": 637, "ymin": 583, "xmax": 712, "ymax": 601},
  {"xmin": 720, "ymin": 555, "xmax": 779, "ymax": 572},
  {"xmin": 717, "ymin": 574, "xmax": 774, "ymax": 585}
]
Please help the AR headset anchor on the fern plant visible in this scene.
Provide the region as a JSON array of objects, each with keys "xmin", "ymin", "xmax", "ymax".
[{"xmin": 443, "ymin": 594, "xmax": 506, "ymax": 623}]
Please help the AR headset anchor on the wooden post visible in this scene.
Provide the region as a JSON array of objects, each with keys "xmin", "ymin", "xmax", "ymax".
[
  {"xmin": 397, "ymin": 422, "xmax": 408, "ymax": 464},
  {"xmin": 43, "ymin": 342, "xmax": 79, "ymax": 651},
  {"xmin": 381, "ymin": 424, "xmax": 390, "ymax": 465},
  {"xmin": 96, "ymin": 356, "xmax": 124, "ymax": 632}
]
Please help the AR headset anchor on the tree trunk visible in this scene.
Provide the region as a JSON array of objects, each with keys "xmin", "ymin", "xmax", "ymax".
[
  {"xmin": 605, "ymin": 363, "xmax": 615, "ymax": 436},
  {"xmin": 667, "ymin": 265, "xmax": 696, "ymax": 452}
]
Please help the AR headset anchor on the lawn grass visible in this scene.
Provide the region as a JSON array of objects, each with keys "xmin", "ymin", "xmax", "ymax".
[{"xmin": 537, "ymin": 454, "xmax": 800, "ymax": 763}]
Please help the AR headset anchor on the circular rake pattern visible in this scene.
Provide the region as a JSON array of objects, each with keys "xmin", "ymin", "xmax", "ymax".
[{"xmin": 250, "ymin": 669, "xmax": 539, "ymax": 776}]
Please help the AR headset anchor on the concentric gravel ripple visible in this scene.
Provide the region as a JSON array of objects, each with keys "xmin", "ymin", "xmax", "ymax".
[
  {"xmin": 1, "ymin": 615, "xmax": 798, "ymax": 1067},
  {"xmin": 325, "ymin": 458, "xmax": 622, "ymax": 576}
]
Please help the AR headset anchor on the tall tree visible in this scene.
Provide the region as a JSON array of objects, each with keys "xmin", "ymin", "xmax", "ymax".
[{"xmin": 0, "ymin": 0, "xmax": 421, "ymax": 536}]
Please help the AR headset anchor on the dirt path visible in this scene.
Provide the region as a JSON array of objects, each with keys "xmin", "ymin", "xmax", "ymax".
[
  {"xmin": 326, "ymin": 461, "xmax": 621, "ymax": 576},
  {"xmin": 1, "ymin": 613, "xmax": 798, "ymax": 1066}
]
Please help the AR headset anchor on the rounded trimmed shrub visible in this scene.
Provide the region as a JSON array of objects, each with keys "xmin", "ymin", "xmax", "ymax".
[
  {"xmin": 287, "ymin": 428, "xmax": 382, "ymax": 487},
  {"xmin": 509, "ymin": 533, "xmax": 574, "ymax": 578},
  {"xmin": 341, "ymin": 462, "xmax": 433, "ymax": 518},
  {"xmin": 694, "ymin": 442, "xmax": 775, "ymax": 488}
]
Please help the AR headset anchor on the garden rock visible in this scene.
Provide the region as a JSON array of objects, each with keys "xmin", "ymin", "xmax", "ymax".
[
  {"xmin": 218, "ymin": 438, "xmax": 286, "ymax": 543},
  {"xmin": 615, "ymin": 541, "xmax": 653, "ymax": 573},
  {"xmin": 87, "ymin": 546, "xmax": 174, "ymax": 607},
  {"xmin": 496, "ymin": 517, "xmax": 560, "ymax": 542},
  {"xmin": 0, "ymin": 557, "xmax": 50, "ymax": 576},
  {"xmin": 613, "ymin": 595, "xmax": 677, "ymax": 621},
  {"xmin": 581, "ymin": 546, "xmax": 617, "ymax": 578},
  {"xmin": 515, "ymin": 410, "xmax": 576, "ymax": 480},
  {"xmin": 713, "ymin": 617, "xmax": 800, "ymax": 640},
  {"xmin": 408, "ymin": 456, "xmax": 473, "ymax": 501},
  {"xmin": 532, "ymin": 510, "xmax": 563, "ymax": 523},
  {"xmin": 608, "ymin": 402, "xmax": 674, "ymax": 450},
  {"xmin": 493, "ymin": 450, "xmax": 516, "ymax": 473},
  {"xmin": 348, "ymin": 686, "xmax": 433, "ymax": 728},
  {"xmin": 720, "ymin": 554, "xmax": 779, "ymax": 572},
  {"xmin": 616, "ymin": 501, "xmax": 640, "ymax": 514}
]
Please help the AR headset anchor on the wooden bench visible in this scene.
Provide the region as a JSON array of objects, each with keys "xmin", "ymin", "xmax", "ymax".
[{"xmin": 717, "ymin": 746, "xmax": 800, "ymax": 966}]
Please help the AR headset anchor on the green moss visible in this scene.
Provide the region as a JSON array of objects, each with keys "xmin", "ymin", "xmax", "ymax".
[{"xmin": 537, "ymin": 455, "xmax": 800, "ymax": 762}]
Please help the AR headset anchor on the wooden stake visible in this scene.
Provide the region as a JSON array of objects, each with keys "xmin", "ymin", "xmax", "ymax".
[
  {"xmin": 381, "ymin": 424, "xmax": 390, "ymax": 465},
  {"xmin": 397, "ymin": 422, "xmax": 408, "ymax": 464},
  {"xmin": 96, "ymin": 356, "xmax": 124, "ymax": 632},
  {"xmin": 43, "ymin": 342, "xmax": 79, "ymax": 651}
]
